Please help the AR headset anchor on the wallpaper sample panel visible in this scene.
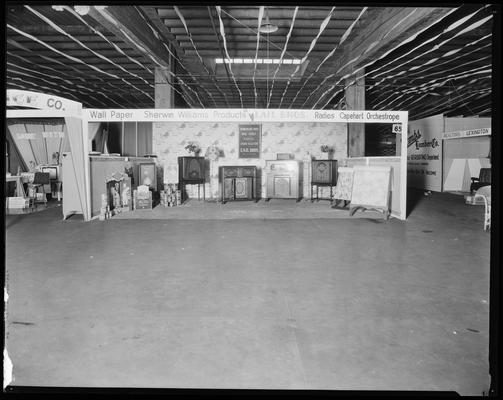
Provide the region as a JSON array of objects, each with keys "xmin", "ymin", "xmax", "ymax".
[
  {"xmin": 153, "ymin": 122, "xmax": 347, "ymax": 199},
  {"xmin": 351, "ymin": 166, "xmax": 391, "ymax": 208}
]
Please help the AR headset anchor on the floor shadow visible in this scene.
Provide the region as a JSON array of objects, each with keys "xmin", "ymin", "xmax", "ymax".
[
  {"xmin": 406, "ymin": 188, "xmax": 426, "ymax": 218},
  {"xmin": 5, "ymin": 213, "xmax": 32, "ymax": 229}
]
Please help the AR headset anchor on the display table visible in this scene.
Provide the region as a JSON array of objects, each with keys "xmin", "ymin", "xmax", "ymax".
[{"xmin": 219, "ymin": 165, "xmax": 258, "ymax": 203}]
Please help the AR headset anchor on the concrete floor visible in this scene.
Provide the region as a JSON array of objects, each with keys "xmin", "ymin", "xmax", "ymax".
[{"xmin": 4, "ymin": 191, "xmax": 491, "ymax": 394}]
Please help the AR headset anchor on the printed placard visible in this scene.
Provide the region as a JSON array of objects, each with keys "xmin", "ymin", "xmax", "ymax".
[{"xmin": 239, "ymin": 124, "xmax": 261, "ymax": 158}]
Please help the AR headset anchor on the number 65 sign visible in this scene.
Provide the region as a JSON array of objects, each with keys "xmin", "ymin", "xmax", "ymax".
[{"xmin": 392, "ymin": 124, "xmax": 402, "ymax": 134}]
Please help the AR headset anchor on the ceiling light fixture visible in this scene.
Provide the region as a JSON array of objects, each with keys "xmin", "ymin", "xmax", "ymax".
[
  {"xmin": 51, "ymin": 5, "xmax": 64, "ymax": 11},
  {"xmin": 216, "ymin": 58, "xmax": 301, "ymax": 65},
  {"xmin": 259, "ymin": 7, "xmax": 278, "ymax": 34}
]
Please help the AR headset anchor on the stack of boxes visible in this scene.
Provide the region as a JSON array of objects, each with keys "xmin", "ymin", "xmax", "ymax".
[
  {"xmin": 98, "ymin": 193, "xmax": 110, "ymax": 220},
  {"xmin": 160, "ymin": 183, "xmax": 181, "ymax": 207},
  {"xmin": 6, "ymin": 197, "xmax": 30, "ymax": 210}
]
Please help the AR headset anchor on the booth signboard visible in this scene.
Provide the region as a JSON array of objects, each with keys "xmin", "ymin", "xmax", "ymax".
[
  {"xmin": 407, "ymin": 114, "xmax": 443, "ymax": 192},
  {"xmin": 442, "ymin": 127, "xmax": 491, "ymax": 140},
  {"xmin": 239, "ymin": 124, "xmax": 261, "ymax": 158},
  {"xmin": 85, "ymin": 108, "xmax": 408, "ymax": 124},
  {"xmin": 6, "ymin": 89, "xmax": 81, "ymax": 115}
]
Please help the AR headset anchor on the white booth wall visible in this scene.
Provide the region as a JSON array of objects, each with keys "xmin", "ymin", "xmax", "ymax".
[
  {"xmin": 152, "ymin": 121, "xmax": 348, "ymax": 199},
  {"xmin": 407, "ymin": 114, "xmax": 444, "ymax": 192}
]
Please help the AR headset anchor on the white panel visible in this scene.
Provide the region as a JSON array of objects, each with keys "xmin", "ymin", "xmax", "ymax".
[
  {"xmin": 444, "ymin": 117, "xmax": 491, "ymax": 132},
  {"xmin": 443, "ymin": 159, "xmax": 466, "ymax": 191},
  {"xmin": 467, "ymin": 158, "xmax": 483, "ymax": 179}
]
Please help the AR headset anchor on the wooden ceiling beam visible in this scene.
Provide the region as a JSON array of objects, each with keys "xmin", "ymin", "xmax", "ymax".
[
  {"xmin": 176, "ymin": 42, "xmax": 339, "ymax": 52},
  {"xmin": 181, "ymin": 49, "xmax": 325, "ymax": 57},
  {"xmin": 161, "ymin": 19, "xmax": 356, "ymax": 29},
  {"xmin": 86, "ymin": 5, "xmax": 174, "ymax": 67},
  {"xmin": 7, "ymin": 42, "xmax": 150, "ymax": 53},
  {"xmin": 9, "ymin": 24, "xmax": 109, "ymax": 35},
  {"xmin": 333, "ymin": 7, "xmax": 454, "ymax": 80},
  {"xmin": 172, "ymin": 34, "xmax": 347, "ymax": 43},
  {"xmin": 156, "ymin": 8, "xmax": 362, "ymax": 20},
  {"xmin": 8, "ymin": 35, "xmax": 137, "ymax": 45},
  {"xmin": 139, "ymin": 6, "xmax": 186, "ymax": 60},
  {"xmin": 165, "ymin": 27, "xmax": 348, "ymax": 36}
]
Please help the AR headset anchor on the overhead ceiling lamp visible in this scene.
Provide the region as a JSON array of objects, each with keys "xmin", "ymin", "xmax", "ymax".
[
  {"xmin": 259, "ymin": 7, "xmax": 278, "ymax": 34},
  {"xmin": 74, "ymin": 5, "xmax": 91, "ymax": 16},
  {"xmin": 51, "ymin": 5, "xmax": 64, "ymax": 11}
]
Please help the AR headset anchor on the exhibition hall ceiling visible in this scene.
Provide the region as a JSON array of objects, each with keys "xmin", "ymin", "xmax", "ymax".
[{"xmin": 6, "ymin": 4, "xmax": 494, "ymax": 119}]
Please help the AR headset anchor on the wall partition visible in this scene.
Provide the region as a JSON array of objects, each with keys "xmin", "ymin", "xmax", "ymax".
[{"xmin": 88, "ymin": 121, "xmax": 153, "ymax": 156}]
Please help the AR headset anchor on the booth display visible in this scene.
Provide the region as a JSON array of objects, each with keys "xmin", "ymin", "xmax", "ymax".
[
  {"xmin": 7, "ymin": 90, "xmax": 409, "ymax": 220},
  {"xmin": 265, "ymin": 160, "xmax": 303, "ymax": 201},
  {"xmin": 89, "ymin": 155, "xmax": 156, "ymax": 217},
  {"xmin": 5, "ymin": 94, "xmax": 410, "ymax": 221},
  {"xmin": 219, "ymin": 166, "xmax": 258, "ymax": 203},
  {"xmin": 311, "ymin": 159, "xmax": 338, "ymax": 202},
  {"xmin": 178, "ymin": 156, "xmax": 206, "ymax": 203}
]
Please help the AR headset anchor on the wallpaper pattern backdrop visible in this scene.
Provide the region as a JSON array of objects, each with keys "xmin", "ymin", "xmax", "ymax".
[{"xmin": 153, "ymin": 122, "xmax": 347, "ymax": 199}]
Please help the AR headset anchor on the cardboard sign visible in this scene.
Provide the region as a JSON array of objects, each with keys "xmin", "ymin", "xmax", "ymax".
[
  {"xmin": 442, "ymin": 127, "xmax": 491, "ymax": 139},
  {"xmin": 407, "ymin": 114, "xmax": 443, "ymax": 192},
  {"xmin": 239, "ymin": 124, "xmax": 261, "ymax": 158}
]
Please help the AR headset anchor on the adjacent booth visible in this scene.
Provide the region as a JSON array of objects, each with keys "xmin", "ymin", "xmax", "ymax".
[
  {"xmin": 6, "ymin": 89, "xmax": 90, "ymax": 220},
  {"xmin": 6, "ymin": 90, "xmax": 410, "ymax": 221},
  {"xmin": 406, "ymin": 113, "xmax": 491, "ymax": 193}
]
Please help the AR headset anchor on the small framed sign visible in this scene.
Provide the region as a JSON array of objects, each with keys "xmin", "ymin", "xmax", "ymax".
[
  {"xmin": 392, "ymin": 124, "xmax": 402, "ymax": 134},
  {"xmin": 239, "ymin": 124, "xmax": 261, "ymax": 158}
]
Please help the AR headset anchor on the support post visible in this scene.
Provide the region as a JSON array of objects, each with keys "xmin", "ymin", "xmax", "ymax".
[
  {"xmin": 345, "ymin": 69, "xmax": 365, "ymax": 157},
  {"xmin": 155, "ymin": 66, "xmax": 174, "ymax": 108},
  {"xmin": 153, "ymin": 51, "xmax": 175, "ymax": 188}
]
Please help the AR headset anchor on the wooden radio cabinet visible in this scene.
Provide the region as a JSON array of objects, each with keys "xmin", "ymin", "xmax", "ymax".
[
  {"xmin": 178, "ymin": 156, "xmax": 206, "ymax": 203},
  {"xmin": 265, "ymin": 160, "xmax": 303, "ymax": 201},
  {"xmin": 311, "ymin": 159, "xmax": 338, "ymax": 201},
  {"xmin": 219, "ymin": 165, "xmax": 258, "ymax": 203}
]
